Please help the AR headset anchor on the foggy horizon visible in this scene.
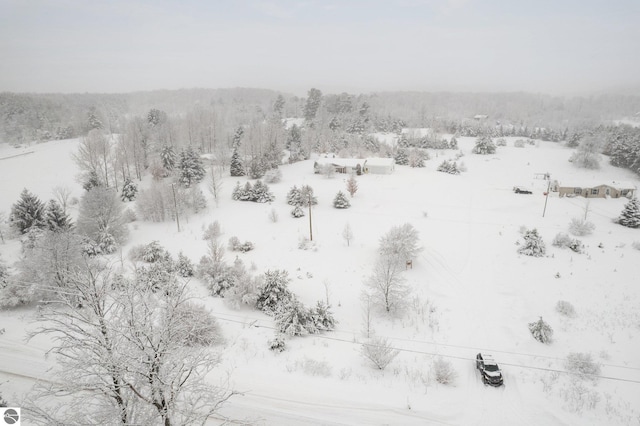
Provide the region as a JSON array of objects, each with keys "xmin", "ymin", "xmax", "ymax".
[{"xmin": 1, "ymin": 0, "xmax": 639, "ymax": 97}]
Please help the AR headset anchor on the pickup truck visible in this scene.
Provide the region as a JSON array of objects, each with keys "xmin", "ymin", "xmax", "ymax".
[
  {"xmin": 476, "ymin": 353, "xmax": 504, "ymax": 386},
  {"xmin": 513, "ymin": 186, "xmax": 533, "ymax": 194}
]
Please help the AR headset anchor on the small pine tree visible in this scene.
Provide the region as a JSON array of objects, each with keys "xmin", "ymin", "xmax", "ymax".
[
  {"xmin": 449, "ymin": 136, "xmax": 458, "ymax": 149},
  {"xmin": 83, "ymin": 170, "xmax": 102, "ymax": 191},
  {"xmin": 518, "ymin": 228, "xmax": 546, "ymax": 257},
  {"xmin": 309, "ymin": 300, "xmax": 336, "ymax": 331},
  {"xmin": 45, "ymin": 199, "xmax": 72, "ymax": 231},
  {"xmin": 121, "ymin": 178, "xmax": 138, "ymax": 201},
  {"xmin": 250, "ymin": 180, "xmax": 275, "ymax": 203},
  {"xmin": 333, "ymin": 191, "xmax": 351, "ymax": 209},
  {"xmin": 11, "ymin": 189, "xmax": 46, "ymax": 234},
  {"xmin": 230, "ymin": 147, "xmax": 245, "ymax": 177},
  {"xmin": 291, "ymin": 205, "xmax": 305, "ymax": 218},
  {"xmin": 437, "ymin": 160, "xmax": 460, "ymax": 175},
  {"xmin": 528, "ymin": 316, "xmax": 553, "ymax": 344},
  {"xmin": 618, "ymin": 197, "xmax": 640, "ymax": 228},
  {"xmin": 256, "ymin": 270, "xmax": 293, "ymax": 315},
  {"xmin": 472, "ymin": 135, "xmax": 497, "ymax": 155},
  {"xmin": 346, "ymin": 174, "xmax": 358, "ymax": 197},
  {"xmin": 299, "ymin": 185, "xmax": 318, "ymax": 206},
  {"xmin": 176, "ymin": 251, "xmax": 194, "ymax": 277},
  {"xmin": 275, "ymin": 299, "xmax": 315, "ymax": 336},
  {"xmin": 286, "ymin": 185, "xmax": 302, "ymax": 206},
  {"xmin": 160, "ymin": 145, "xmax": 177, "ymax": 171},
  {"xmin": 394, "ymin": 148, "xmax": 409, "ymax": 165}
]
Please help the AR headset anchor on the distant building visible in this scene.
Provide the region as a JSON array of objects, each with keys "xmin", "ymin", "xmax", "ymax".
[
  {"xmin": 473, "ymin": 114, "xmax": 489, "ymax": 121},
  {"xmin": 364, "ymin": 157, "xmax": 395, "ymax": 174},
  {"xmin": 313, "ymin": 156, "xmax": 396, "ymax": 175},
  {"xmin": 557, "ymin": 181, "xmax": 637, "ymax": 198}
]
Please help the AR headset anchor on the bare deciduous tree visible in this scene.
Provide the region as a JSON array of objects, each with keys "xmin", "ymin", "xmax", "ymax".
[
  {"xmin": 342, "ymin": 222, "xmax": 354, "ymax": 247},
  {"xmin": 366, "ymin": 254, "xmax": 409, "ymax": 313},
  {"xmin": 360, "ymin": 336, "xmax": 399, "ymax": 370},
  {"xmin": 52, "ymin": 186, "xmax": 72, "ymax": 214}
]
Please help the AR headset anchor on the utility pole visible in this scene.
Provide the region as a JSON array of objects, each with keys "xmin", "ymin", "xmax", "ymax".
[
  {"xmin": 171, "ymin": 183, "xmax": 181, "ymax": 232},
  {"xmin": 542, "ymin": 175, "xmax": 551, "ymax": 218},
  {"xmin": 308, "ymin": 193, "xmax": 313, "ymax": 241}
]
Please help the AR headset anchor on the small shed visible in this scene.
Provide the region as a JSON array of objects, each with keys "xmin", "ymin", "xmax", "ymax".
[
  {"xmin": 365, "ymin": 157, "xmax": 395, "ymax": 174},
  {"xmin": 558, "ymin": 181, "xmax": 637, "ymax": 199}
]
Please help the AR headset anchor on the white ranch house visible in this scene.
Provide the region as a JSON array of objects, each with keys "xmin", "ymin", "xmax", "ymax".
[
  {"xmin": 557, "ymin": 180, "xmax": 637, "ymax": 199},
  {"xmin": 313, "ymin": 156, "xmax": 395, "ymax": 175}
]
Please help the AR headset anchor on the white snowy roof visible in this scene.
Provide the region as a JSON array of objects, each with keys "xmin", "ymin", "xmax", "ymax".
[
  {"xmin": 366, "ymin": 157, "xmax": 395, "ymax": 167},
  {"xmin": 558, "ymin": 180, "xmax": 637, "ymax": 189},
  {"xmin": 401, "ymin": 128, "xmax": 432, "ymax": 138},
  {"xmin": 315, "ymin": 157, "xmax": 365, "ymax": 167}
]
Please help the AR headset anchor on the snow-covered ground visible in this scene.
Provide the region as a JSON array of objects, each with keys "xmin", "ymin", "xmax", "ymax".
[{"xmin": 1, "ymin": 137, "xmax": 640, "ymax": 425}]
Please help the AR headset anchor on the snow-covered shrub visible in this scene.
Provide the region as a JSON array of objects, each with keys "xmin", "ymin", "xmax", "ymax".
[
  {"xmin": 175, "ymin": 251, "xmax": 194, "ymax": 277},
  {"xmin": 256, "ymin": 269, "xmax": 293, "ymax": 315},
  {"xmin": 291, "ymin": 205, "xmax": 305, "ymax": 218},
  {"xmin": 287, "ymin": 184, "xmax": 318, "ymax": 207},
  {"xmin": 275, "ymin": 299, "xmax": 316, "ymax": 336},
  {"xmin": 569, "ymin": 217, "xmax": 595, "ymax": 236},
  {"xmin": 202, "ymin": 221, "xmax": 222, "ymax": 240},
  {"xmin": 309, "ymin": 300, "xmax": 336, "ymax": 331},
  {"xmin": 268, "ymin": 208, "xmax": 279, "ymax": 223},
  {"xmin": 361, "ymin": 336, "xmax": 399, "ymax": 370},
  {"xmin": 514, "ymin": 139, "xmax": 526, "ymax": 148},
  {"xmin": 408, "ymin": 149, "xmax": 429, "ymax": 168},
  {"xmin": 121, "ymin": 178, "xmax": 138, "ymax": 201},
  {"xmin": 140, "ymin": 240, "xmax": 171, "ymax": 263},
  {"xmin": 518, "ymin": 228, "xmax": 546, "ymax": 257},
  {"xmin": 223, "ymin": 259, "xmax": 260, "ymax": 309},
  {"xmin": 232, "ymin": 180, "xmax": 275, "ymax": 203},
  {"xmin": 436, "ymin": 160, "xmax": 460, "ymax": 175},
  {"xmin": 333, "ymin": 191, "xmax": 351, "ymax": 209},
  {"xmin": 617, "ymin": 197, "xmax": 640, "ymax": 228},
  {"xmin": 528, "ymin": 316, "xmax": 553, "ymax": 344},
  {"xmin": 264, "ymin": 168, "xmax": 282, "ymax": 184},
  {"xmin": 431, "ymin": 357, "xmax": 458, "ymax": 385},
  {"xmin": 228, "ymin": 236, "xmax": 254, "ymax": 252},
  {"xmin": 495, "ymin": 138, "xmax": 507, "ymax": 147},
  {"xmin": 394, "ymin": 148, "xmax": 409, "ymax": 165},
  {"xmin": 268, "ymin": 334, "xmax": 286, "ymax": 352},
  {"xmin": 565, "ymin": 352, "xmax": 601, "ymax": 380},
  {"xmin": 556, "ymin": 300, "xmax": 576, "ymax": 317},
  {"xmin": 136, "ymin": 261, "xmax": 176, "ymax": 293},
  {"xmin": 300, "ymin": 358, "xmax": 332, "ymax": 377},
  {"xmin": 197, "ymin": 256, "xmax": 235, "ymax": 296},
  {"xmin": 552, "ymin": 233, "xmax": 584, "ymax": 253},
  {"xmin": 172, "ymin": 302, "xmax": 222, "ymax": 347},
  {"xmin": 472, "ymin": 135, "xmax": 496, "ymax": 155}
]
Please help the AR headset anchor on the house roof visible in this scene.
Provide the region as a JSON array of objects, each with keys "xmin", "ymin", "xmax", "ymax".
[
  {"xmin": 315, "ymin": 157, "xmax": 365, "ymax": 167},
  {"xmin": 558, "ymin": 180, "xmax": 637, "ymax": 190},
  {"xmin": 366, "ymin": 157, "xmax": 395, "ymax": 167}
]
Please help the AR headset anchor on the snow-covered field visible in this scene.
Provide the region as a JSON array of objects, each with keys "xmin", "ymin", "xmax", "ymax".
[{"xmin": 1, "ymin": 137, "xmax": 640, "ymax": 425}]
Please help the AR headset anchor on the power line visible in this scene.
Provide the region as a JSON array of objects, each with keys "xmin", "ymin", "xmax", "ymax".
[{"xmin": 211, "ymin": 313, "xmax": 640, "ymax": 384}]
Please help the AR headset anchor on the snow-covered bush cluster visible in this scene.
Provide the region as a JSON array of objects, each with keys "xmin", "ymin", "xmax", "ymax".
[
  {"xmin": 555, "ymin": 300, "xmax": 576, "ymax": 317},
  {"xmin": 231, "ymin": 180, "xmax": 275, "ymax": 203},
  {"xmin": 287, "ymin": 184, "xmax": 318, "ymax": 207},
  {"xmin": 333, "ymin": 191, "xmax": 351, "ymax": 209},
  {"xmin": 436, "ymin": 160, "xmax": 461, "ymax": 175},
  {"xmin": 360, "ymin": 336, "xmax": 399, "ymax": 370},
  {"xmin": 431, "ymin": 357, "xmax": 458, "ymax": 385},
  {"xmin": 552, "ymin": 233, "xmax": 584, "ymax": 253},
  {"xmin": 264, "ymin": 168, "xmax": 282, "ymax": 184},
  {"xmin": 472, "ymin": 135, "xmax": 497, "ymax": 155},
  {"xmin": 228, "ymin": 236, "xmax": 255, "ymax": 252},
  {"xmin": 569, "ymin": 217, "xmax": 595, "ymax": 236},
  {"xmin": 202, "ymin": 221, "xmax": 222, "ymax": 240},
  {"xmin": 565, "ymin": 352, "xmax": 601, "ymax": 380}
]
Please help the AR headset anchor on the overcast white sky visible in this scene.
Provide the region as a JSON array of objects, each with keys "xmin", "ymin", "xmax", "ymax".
[{"xmin": 1, "ymin": 0, "xmax": 639, "ymax": 96}]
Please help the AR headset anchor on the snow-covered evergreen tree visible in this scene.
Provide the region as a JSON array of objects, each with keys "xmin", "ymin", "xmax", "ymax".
[
  {"xmin": 256, "ymin": 269, "xmax": 293, "ymax": 315},
  {"xmin": 449, "ymin": 136, "xmax": 458, "ymax": 150},
  {"xmin": 230, "ymin": 147, "xmax": 245, "ymax": 177},
  {"xmin": 528, "ymin": 316, "xmax": 553, "ymax": 344},
  {"xmin": 45, "ymin": 199, "xmax": 72, "ymax": 231},
  {"xmin": 437, "ymin": 160, "xmax": 460, "ymax": 175},
  {"xmin": 618, "ymin": 197, "xmax": 640, "ymax": 228},
  {"xmin": 333, "ymin": 191, "xmax": 351, "ymax": 209},
  {"xmin": 299, "ymin": 185, "xmax": 318, "ymax": 206},
  {"xmin": 83, "ymin": 170, "xmax": 102, "ymax": 192},
  {"xmin": 346, "ymin": 174, "xmax": 358, "ymax": 197},
  {"xmin": 472, "ymin": 135, "xmax": 497, "ymax": 155},
  {"xmin": 121, "ymin": 178, "xmax": 138, "ymax": 201},
  {"xmin": 394, "ymin": 148, "xmax": 409, "ymax": 165},
  {"xmin": 248, "ymin": 157, "xmax": 267, "ymax": 179},
  {"xmin": 176, "ymin": 251, "xmax": 194, "ymax": 277},
  {"xmin": 408, "ymin": 149, "xmax": 428, "ymax": 168},
  {"xmin": 275, "ymin": 299, "xmax": 315, "ymax": 336},
  {"xmin": 250, "ymin": 180, "xmax": 275, "ymax": 203},
  {"xmin": 309, "ymin": 300, "xmax": 336, "ymax": 331},
  {"xmin": 286, "ymin": 185, "xmax": 302, "ymax": 206},
  {"xmin": 179, "ymin": 146, "xmax": 205, "ymax": 187},
  {"xmin": 291, "ymin": 205, "xmax": 305, "ymax": 218},
  {"xmin": 160, "ymin": 145, "xmax": 177, "ymax": 171},
  {"xmin": 11, "ymin": 189, "xmax": 45, "ymax": 234},
  {"xmin": 518, "ymin": 228, "xmax": 546, "ymax": 257}
]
